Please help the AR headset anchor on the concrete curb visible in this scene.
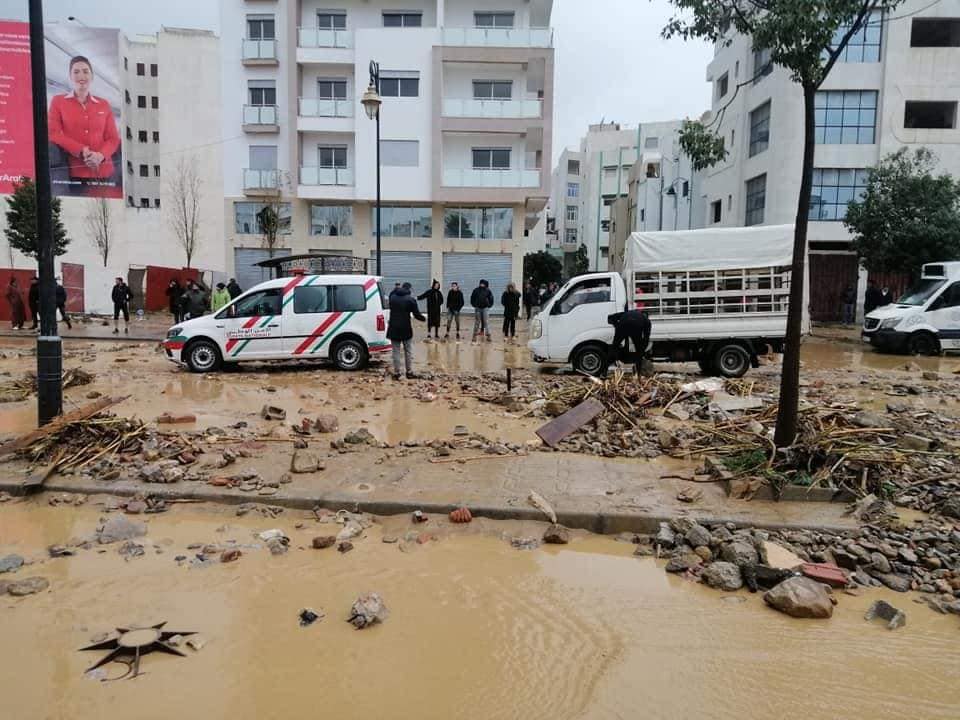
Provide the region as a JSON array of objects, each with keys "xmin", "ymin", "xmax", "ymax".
[{"xmin": 0, "ymin": 332, "xmax": 162, "ymax": 343}]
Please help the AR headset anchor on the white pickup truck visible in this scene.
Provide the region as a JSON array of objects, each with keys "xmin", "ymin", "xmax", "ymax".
[{"xmin": 528, "ymin": 225, "xmax": 809, "ymax": 377}]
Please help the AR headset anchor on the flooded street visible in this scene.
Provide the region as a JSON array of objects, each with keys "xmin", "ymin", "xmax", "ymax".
[{"xmin": 0, "ymin": 501, "xmax": 957, "ymax": 720}]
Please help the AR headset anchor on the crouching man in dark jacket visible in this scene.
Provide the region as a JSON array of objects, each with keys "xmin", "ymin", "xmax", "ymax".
[{"xmin": 608, "ymin": 308, "xmax": 652, "ymax": 375}]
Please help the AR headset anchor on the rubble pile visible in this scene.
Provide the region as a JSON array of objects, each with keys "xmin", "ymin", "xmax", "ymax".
[
  {"xmin": 17, "ymin": 412, "xmax": 149, "ymax": 471},
  {"xmin": 0, "ymin": 368, "xmax": 94, "ymax": 403}
]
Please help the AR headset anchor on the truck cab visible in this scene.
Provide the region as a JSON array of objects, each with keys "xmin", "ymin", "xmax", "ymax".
[{"xmin": 862, "ymin": 262, "xmax": 960, "ymax": 355}]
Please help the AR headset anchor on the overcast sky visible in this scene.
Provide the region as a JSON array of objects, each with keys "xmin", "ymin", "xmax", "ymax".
[{"xmin": 0, "ymin": 0, "xmax": 712, "ymax": 164}]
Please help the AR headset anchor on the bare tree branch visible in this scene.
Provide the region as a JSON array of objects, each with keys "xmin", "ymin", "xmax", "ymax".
[
  {"xmin": 84, "ymin": 197, "xmax": 112, "ymax": 267},
  {"xmin": 167, "ymin": 156, "xmax": 202, "ymax": 268}
]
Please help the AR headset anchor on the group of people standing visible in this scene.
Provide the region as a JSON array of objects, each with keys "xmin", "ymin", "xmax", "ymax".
[
  {"xmin": 5, "ymin": 276, "xmax": 73, "ymax": 331},
  {"xmin": 841, "ymin": 282, "xmax": 896, "ymax": 325},
  {"xmin": 164, "ymin": 278, "xmax": 243, "ymax": 324}
]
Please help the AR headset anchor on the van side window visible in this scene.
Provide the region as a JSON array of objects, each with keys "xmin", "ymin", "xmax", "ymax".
[
  {"xmin": 334, "ymin": 285, "xmax": 366, "ymax": 312},
  {"xmin": 230, "ymin": 289, "xmax": 281, "ymax": 318},
  {"xmin": 294, "ymin": 286, "xmax": 330, "ymax": 314},
  {"xmin": 933, "ymin": 282, "xmax": 960, "ymax": 309},
  {"xmin": 553, "ymin": 278, "xmax": 611, "ymax": 315}
]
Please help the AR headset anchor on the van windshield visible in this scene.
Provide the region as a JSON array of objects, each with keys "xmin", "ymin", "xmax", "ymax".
[{"xmin": 898, "ymin": 279, "xmax": 945, "ymax": 306}]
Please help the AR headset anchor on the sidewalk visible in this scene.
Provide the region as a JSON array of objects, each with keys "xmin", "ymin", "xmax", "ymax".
[
  {"xmin": 0, "ymin": 316, "xmax": 169, "ymax": 343},
  {"xmin": 809, "ymin": 322, "xmax": 863, "ymax": 345}
]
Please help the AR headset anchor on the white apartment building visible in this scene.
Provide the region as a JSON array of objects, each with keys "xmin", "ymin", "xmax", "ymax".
[
  {"xmin": 547, "ymin": 147, "xmax": 582, "ymax": 275},
  {"xmin": 699, "ymin": 0, "xmax": 960, "ymax": 321},
  {"xmin": 220, "ymin": 0, "xmax": 555, "ymax": 311},
  {"xmin": 121, "ymin": 35, "xmax": 161, "ymax": 210}
]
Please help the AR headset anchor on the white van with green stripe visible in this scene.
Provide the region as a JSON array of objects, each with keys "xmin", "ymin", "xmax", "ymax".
[{"xmin": 163, "ymin": 272, "xmax": 390, "ymax": 373}]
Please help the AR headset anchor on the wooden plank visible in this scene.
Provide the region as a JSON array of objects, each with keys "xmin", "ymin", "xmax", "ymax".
[
  {"xmin": 0, "ymin": 396, "xmax": 124, "ymax": 456},
  {"xmin": 535, "ymin": 398, "xmax": 605, "ymax": 448}
]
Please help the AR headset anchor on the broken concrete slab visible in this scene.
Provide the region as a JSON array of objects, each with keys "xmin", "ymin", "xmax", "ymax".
[
  {"xmin": 709, "ymin": 392, "xmax": 764, "ymax": 413},
  {"xmin": 535, "ymin": 398, "xmax": 604, "ymax": 448},
  {"xmin": 97, "ymin": 516, "xmax": 147, "ymax": 544},
  {"xmin": 865, "ymin": 599, "xmax": 906, "ymax": 630}
]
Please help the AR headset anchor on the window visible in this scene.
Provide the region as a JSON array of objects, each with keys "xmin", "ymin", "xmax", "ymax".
[
  {"xmin": 124, "ymin": 90, "xmax": 131, "ymax": 104},
  {"xmin": 371, "ymin": 206, "xmax": 432, "ymax": 237},
  {"xmin": 154, "ymin": 198, "xmax": 161, "ymax": 208},
  {"xmin": 334, "ymin": 285, "xmax": 366, "ymax": 312},
  {"xmin": 735, "ymin": 60, "xmax": 740, "ymax": 78},
  {"xmin": 317, "ymin": 145, "xmax": 347, "ymax": 168},
  {"xmin": 716, "ymin": 72, "xmax": 729, "ymax": 98},
  {"xmin": 553, "ymin": 278, "xmax": 611, "ymax": 315},
  {"xmin": 380, "ymin": 140, "xmax": 419, "ymax": 167},
  {"xmin": 311, "ymin": 205, "xmax": 353, "ymax": 236},
  {"xmin": 911, "ymin": 18, "xmax": 960, "ymax": 47},
  {"xmin": 444, "ymin": 208, "xmax": 513, "ymax": 239},
  {"xmin": 140, "ymin": 198, "xmax": 150, "ymax": 208},
  {"xmin": 646, "ymin": 163, "xmax": 660, "ymax": 178},
  {"xmin": 136, "ymin": 62, "xmax": 145, "ymax": 76},
  {"xmin": 379, "ymin": 71, "xmax": 419, "ymax": 97},
  {"xmin": 137, "ymin": 130, "xmax": 147, "ymax": 143},
  {"xmin": 124, "ymin": 57, "xmax": 128, "ymax": 70},
  {"xmin": 827, "ymin": 11, "xmax": 882, "ymax": 62},
  {"xmin": 316, "ymin": 79, "xmax": 347, "ymax": 99},
  {"xmin": 127, "ymin": 195, "xmax": 133, "ymax": 206},
  {"xmin": 930, "ymin": 282, "xmax": 960, "ymax": 310},
  {"xmin": 317, "ymin": 11, "xmax": 346, "ymax": 30},
  {"xmin": 567, "ymin": 159, "xmax": 580, "ymax": 175},
  {"xmin": 126, "ymin": 161, "xmax": 133, "ymax": 174},
  {"xmin": 567, "ymin": 182, "xmax": 580, "ymax": 198},
  {"xmin": 473, "ymin": 80, "xmax": 512, "ymax": 99},
  {"xmin": 234, "ymin": 202, "xmax": 292, "ymax": 235},
  {"xmin": 250, "ymin": 145, "xmax": 278, "ymax": 170},
  {"xmin": 565, "ymin": 228, "xmax": 578, "ymax": 244},
  {"xmin": 152, "ymin": 131, "xmax": 160, "ymax": 143},
  {"xmin": 566, "ymin": 205, "xmax": 578, "ymax": 222},
  {"xmin": 809, "ymin": 168, "xmax": 868, "ymax": 221},
  {"xmin": 231, "ymin": 289, "xmax": 281, "ymax": 318},
  {"xmin": 711, "ymin": 200, "xmax": 722, "ymax": 223},
  {"xmin": 752, "ymin": 47, "xmax": 772, "ymax": 82},
  {"xmin": 731, "ymin": 128, "xmax": 735, "ymax": 147},
  {"xmin": 749, "ymin": 101, "xmax": 771, "ymax": 156},
  {"xmin": 151, "ymin": 96, "xmax": 159, "ymax": 110},
  {"xmin": 681, "ymin": 180, "xmax": 690, "ymax": 198},
  {"xmin": 728, "ymin": 194, "xmax": 732, "ymax": 210},
  {"xmin": 249, "ymin": 80, "xmax": 277, "ymax": 105},
  {"xmin": 247, "ymin": 15, "xmax": 275, "ymax": 40},
  {"xmin": 294, "ymin": 286, "xmax": 329, "ymax": 314},
  {"xmin": 644, "ymin": 136, "xmax": 659, "ymax": 149},
  {"xmin": 139, "ymin": 164, "xmax": 149, "ymax": 177},
  {"xmin": 153, "ymin": 165, "xmax": 160, "ymax": 177},
  {"xmin": 475, "ymin": 12, "xmax": 514, "ymax": 28},
  {"xmin": 150, "ymin": 63, "xmax": 158, "ymax": 77},
  {"xmin": 745, "ymin": 174, "xmax": 766, "ymax": 226},
  {"xmin": 815, "ymin": 90, "xmax": 877, "ymax": 144},
  {"xmin": 126, "ymin": 126, "xmax": 132, "ymax": 140},
  {"xmin": 472, "ymin": 147, "xmax": 511, "ymax": 170},
  {"xmin": 137, "ymin": 95, "xmax": 146, "ymax": 108},
  {"xmin": 383, "ymin": 12, "xmax": 421, "ymax": 27},
  {"xmin": 904, "ymin": 101, "xmax": 957, "ymax": 129}
]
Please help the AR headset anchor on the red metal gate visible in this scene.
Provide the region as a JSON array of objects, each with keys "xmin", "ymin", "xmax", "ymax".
[
  {"xmin": 809, "ymin": 253, "xmax": 859, "ymax": 322},
  {"xmin": 144, "ymin": 266, "xmax": 200, "ymax": 312},
  {"xmin": 61, "ymin": 262, "xmax": 84, "ymax": 313}
]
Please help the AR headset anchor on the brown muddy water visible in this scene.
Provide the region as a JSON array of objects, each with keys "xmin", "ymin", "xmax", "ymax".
[{"xmin": 0, "ymin": 502, "xmax": 957, "ymax": 720}]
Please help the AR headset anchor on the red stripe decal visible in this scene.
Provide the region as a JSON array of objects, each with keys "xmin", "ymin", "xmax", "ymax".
[
  {"xmin": 225, "ymin": 315, "xmax": 261, "ymax": 352},
  {"xmin": 282, "ymin": 274, "xmax": 307, "ymax": 296},
  {"xmin": 293, "ymin": 312, "xmax": 341, "ymax": 355},
  {"xmin": 363, "ymin": 278, "xmax": 376, "ymax": 291}
]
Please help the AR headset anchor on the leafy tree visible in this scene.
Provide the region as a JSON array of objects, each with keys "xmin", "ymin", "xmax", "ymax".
[
  {"xmin": 523, "ymin": 250, "xmax": 562, "ymax": 288},
  {"xmin": 573, "ymin": 244, "xmax": 589, "ymax": 275},
  {"xmin": 845, "ymin": 148, "xmax": 960, "ymax": 277},
  {"xmin": 4, "ymin": 177, "xmax": 70, "ymax": 259},
  {"xmin": 662, "ymin": 0, "xmax": 904, "ymax": 448}
]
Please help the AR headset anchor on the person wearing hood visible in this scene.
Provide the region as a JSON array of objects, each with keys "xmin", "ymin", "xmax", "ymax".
[
  {"xmin": 226, "ymin": 278, "xmax": 243, "ymax": 300},
  {"xmin": 417, "ymin": 279, "xmax": 444, "ymax": 342},
  {"xmin": 501, "ymin": 282, "xmax": 521, "ymax": 343},
  {"xmin": 444, "ymin": 281, "xmax": 465, "ymax": 342},
  {"xmin": 182, "ymin": 281, "xmax": 208, "ymax": 319},
  {"xmin": 470, "ymin": 279, "xmax": 494, "ymax": 344},
  {"xmin": 387, "ymin": 282, "xmax": 426, "ymax": 380},
  {"xmin": 211, "ymin": 282, "xmax": 232, "ymax": 313}
]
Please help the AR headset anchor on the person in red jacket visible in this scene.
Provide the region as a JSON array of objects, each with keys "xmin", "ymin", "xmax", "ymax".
[{"xmin": 48, "ymin": 55, "xmax": 120, "ymax": 195}]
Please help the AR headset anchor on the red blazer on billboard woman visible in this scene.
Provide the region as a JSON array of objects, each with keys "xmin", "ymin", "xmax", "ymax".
[{"xmin": 48, "ymin": 55, "xmax": 120, "ymax": 182}]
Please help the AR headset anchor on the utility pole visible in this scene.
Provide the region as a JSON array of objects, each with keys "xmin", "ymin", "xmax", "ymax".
[{"xmin": 29, "ymin": 0, "xmax": 63, "ymax": 424}]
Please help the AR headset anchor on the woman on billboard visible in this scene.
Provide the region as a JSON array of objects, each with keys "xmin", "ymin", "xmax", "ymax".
[{"xmin": 48, "ymin": 55, "xmax": 120, "ymax": 194}]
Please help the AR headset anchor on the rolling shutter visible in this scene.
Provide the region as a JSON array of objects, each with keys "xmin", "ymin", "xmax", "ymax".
[
  {"xmin": 378, "ymin": 251, "xmax": 433, "ymax": 298},
  {"xmin": 442, "ymin": 252, "xmax": 513, "ymax": 315},
  {"xmin": 233, "ymin": 248, "xmax": 291, "ymax": 294}
]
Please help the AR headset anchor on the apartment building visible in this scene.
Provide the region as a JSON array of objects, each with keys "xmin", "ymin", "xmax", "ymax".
[
  {"xmin": 699, "ymin": 0, "xmax": 960, "ymax": 321},
  {"xmin": 547, "ymin": 147, "xmax": 583, "ymax": 275},
  {"xmin": 220, "ymin": 0, "xmax": 555, "ymax": 311},
  {"xmin": 120, "ymin": 35, "xmax": 162, "ymax": 209}
]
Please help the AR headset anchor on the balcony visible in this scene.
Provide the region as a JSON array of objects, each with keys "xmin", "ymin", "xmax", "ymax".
[
  {"xmin": 297, "ymin": 27, "xmax": 353, "ymax": 65},
  {"xmin": 298, "ymin": 98, "xmax": 353, "ymax": 118},
  {"xmin": 442, "ymin": 98, "xmax": 542, "ymax": 119},
  {"xmin": 242, "ymin": 105, "xmax": 279, "ymax": 133},
  {"xmin": 243, "ymin": 169, "xmax": 281, "ymax": 196},
  {"xmin": 441, "ymin": 27, "xmax": 553, "ymax": 48},
  {"xmin": 443, "ymin": 168, "xmax": 540, "ymax": 188},
  {"xmin": 242, "ymin": 39, "xmax": 278, "ymax": 65},
  {"xmin": 299, "ymin": 166, "xmax": 354, "ymax": 186}
]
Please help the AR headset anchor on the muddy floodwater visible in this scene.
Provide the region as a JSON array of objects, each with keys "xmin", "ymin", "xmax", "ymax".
[{"xmin": 0, "ymin": 502, "xmax": 957, "ymax": 720}]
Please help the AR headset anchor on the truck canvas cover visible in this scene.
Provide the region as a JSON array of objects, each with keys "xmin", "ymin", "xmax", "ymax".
[{"xmin": 624, "ymin": 225, "xmax": 795, "ymax": 272}]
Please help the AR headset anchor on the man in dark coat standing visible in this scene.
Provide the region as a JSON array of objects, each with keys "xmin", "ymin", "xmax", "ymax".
[
  {"xmin": 470, "ymin": 279, "xmax": 495, "ymax": 344},
  {"xmin": 444, "ymin": 281, "xmax": 465, "ymax": 342},
  {"xmin": 864, "ymin": 281, "xmax": 882, "ymax": 317},
  {"xmin": 111, "ymin": 277, "xmax": 134, "ymax": 335},
  {"xmin": 226, "ymin": 278, "xmax": 243, "ymax": 300},
  {"xmin": 387, "ymin": 282, "xmax": 426, "ymax": 380},
  {"xmin": 417, "ymin": 279, "xmax": 444, "ymax": 341}
]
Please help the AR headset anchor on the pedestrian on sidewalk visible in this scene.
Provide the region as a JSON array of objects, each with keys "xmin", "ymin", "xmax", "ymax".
[
  {"xmin": 55, "ymin": 277, "xmax": 72, "ymax": 329},
  {"xmin": 182, "ymin": 281, "xmax": 207, "ymax": 319},
  {"xmin": 211, "ymin": 282, "xmax": 231, "ymax": 313},
  {"xmin": 501, "ymin": 282, "xmax": 521, "ymax": 343},
  {"xmin": 111, "ymin": 276, "xmax": 133, "ymax": 334},
  {"xmin": 864, "ymin": 281, "xmax": 882, "ymax": 316},
  {"xmin": 28, "ymin": 276, "xmax": 39, "ymax": 330},
  {"xmin": 444, "ymin": 281, "xmax": 464, "ymax": 342},
  {"xmin": 470, "ymin": 279, "xmax": 494, "ymax": 344},
  {"xmin": 523, "ymin": 280, "xmax": 537, "ymax": 321},
  {"xmin": 387, "ymin": 282, "xmax": 425, "ymax": 381},
  {"xmin": 417, "ymin": 279, "xmax": 443, "ymax": 342},
  {"xmin": 5, "ymin": 277, "xmax": 25, "ymax": 330},
  {"xmin": 166, "ymin": 279, "xmax": 183, "ymax": 323},
  {"xmin": 841, "ymin": 285, "xmax": 856, "ymax": 325},
  {"xmin": 226, "ymin": 278, "xmax": 243, "ymax": 300}
]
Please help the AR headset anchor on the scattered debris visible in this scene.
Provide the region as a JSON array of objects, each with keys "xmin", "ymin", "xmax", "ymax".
[
  {"xmin": 220, "ymin": 549, "xmax": 242, "ymax": 563},
  {"xmin": 337, "ymin": 541, "xmax": 354, "ymax": 553},
  {"xmin": 118, "ymin": 541, "xmax": 145, "ymax": 561},
  {"xmin": 312, "ymin": 536, "xmax": 336, "ymax": 549},
  {"xmin": 299, "ymin": 608, "xmax": 323, "ymax": 627},
  {"xmin": 449, "ymin": 507, "xmax": 472, "ymax": 523},
  {"xmin": 156, "ymin": 413, "xmax": 196, "ymax": 424},
  {"xmin": 347, "ymin": 593, "xmax": 388, "ymax": 629},
  {"xmin": 80, "ymin": 623, "xmax": 196, "ymax": 679},
  {"xmin": 412, "ymin": 510, "xmax": 428, "ymax": 523},
  {"xmin": 261, "ymin": 405, "xmax": 286, "ymax": 421},
  {"xmin": 510, "ymin": 536, "xmax": 540, "ymax": 551},
  {"xmin": 865, "ymin": 600, "xmax": 906, "ymax": 630},
  {"xmin": 0, "ymin": 368, "xmax": 94, "ymax": 403},
  {"xmin": 535, "ymin": 398, "xmax": 605, "ymax": 448},
  {"xmin": 527, "ymin": 490, "xmax": 557, "ymax": 524}
]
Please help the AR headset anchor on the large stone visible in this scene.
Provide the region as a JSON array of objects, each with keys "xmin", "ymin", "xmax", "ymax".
[
  {"xmin": 851, "ymin": 411, "xmax": 888, "ymax": 429},
  {"xmin": 665, "ymin": 553, "xmax": 702, "ymax": 573},
  {"xmin": 290, "ymin": 451, "xmax": 322, "ymax": 474},
  {"xmin": 6, "ymin": 576, "xmax": 49, "ymax": 596},
  {"xmin": 314, "ymin": 414, "xmax": 340, "ymax": 433},
  {"xmin": 701, "ymin": 561, "xmax": 743, "ymax": 591},
  {"xmin": 97, "ymin": 516, "xmax": 147, "ymax": 545},
  {"xmin": 347, "ymin": 592, "xmax": 388, "ymax": 629},
  {"xmin": 684, "ymin": 523, "xmax": 712, "ymax": 549},
  {"xmin": 655, "ymin": 522, "xmax": 676, "ymax": 549},
  {"xmin": 872, "ymin": 572, "xmax": 912, "ymax": 592},
  {"xmin": 939, "ymin": 497, "xmax": 960, "ymax": 520},
  {"xmin": 741, "ymin": 564, "xmax": 793, "ymax": 592},
  {"xmin": 344, "ymin": 428, "xmax": 375, "ymax": 445},
  {"xmin": 832, "ymin": 548, "xmax": 860, "ymax": 571},
  {"xmin": 542, "ymin": 524, "xmax": 570, "ymax": 545},
  {"xmin": 720, "ymin": 540, "xmax": 760, "ymax": 567},
  {"xmin": 869, "ymin": 552, "xmax": 892, "ymax": 574},
  {"xmin": 763, "ymin": 577, "xmax": 834, "ymax": 619},
  {"xmin": 0, "ymin": 554, "xmax": 24, "ymax": 574},
  {"xmin": 897, "ymin": 548, "xmax": 918, "ymax": 564}
]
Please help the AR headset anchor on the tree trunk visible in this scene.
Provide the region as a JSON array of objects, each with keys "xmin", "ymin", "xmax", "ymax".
[{"xmin": 774, "ymin": 84, "xmax": 817, "ymax": 448}]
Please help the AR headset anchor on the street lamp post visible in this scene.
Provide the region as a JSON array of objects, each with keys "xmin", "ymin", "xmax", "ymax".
[{"xmin": 361, "ymin": 61, "xmax": 383, "ymax": 276}]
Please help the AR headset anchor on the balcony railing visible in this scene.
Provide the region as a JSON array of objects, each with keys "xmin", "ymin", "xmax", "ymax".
[
  {"xmin": 298, "ymin": 97, "xmax": 353, "ymax": 118},
  {"xmin": 441, "ymin": 27, "xmax": 553, "ymax": 48},
  {"xmin": 297, "ymin": 27, "xmax": 352, "ymax": 49},
  {"xmin": 243, "ymin": 105, "xmax": 278, "ymax": 125},
  {"xmin": 442, "ymin": 98, "xmax": 542, "ymax": 119},
  {"xmin": 242, "ymin": 38, "xmax": 278, "ymax": 61},
  {"xmin": 243, "ymin": 168, "xmax": 281, "ymax": 191},
  {"xmin": 300, "ymin": 166, "xmax": 354, "ymax": 186},
  {"xmin": 443, "ymin": 168, "xmax": 540, "ymax": 188}
]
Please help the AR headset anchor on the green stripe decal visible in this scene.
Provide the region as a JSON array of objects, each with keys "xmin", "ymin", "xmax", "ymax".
[
  {"xmin": 282, "ymin": 275, "xmax": 318, "ymax": 308},
  {"xmin": 232, "ymin": 339, "xmax": 252, "ymax": 356},
  {"xmin": 258, "ymin": 315, "xmax": 273, "ymax": 328},
  {"xmin": 310, "ymin": 312, "xmax": 354, "ymax": 353}
]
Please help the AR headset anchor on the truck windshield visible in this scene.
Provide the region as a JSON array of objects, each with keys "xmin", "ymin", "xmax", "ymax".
[{"xmin": 898, "ymin": 279, "xmax": 945, "ymax": 306}]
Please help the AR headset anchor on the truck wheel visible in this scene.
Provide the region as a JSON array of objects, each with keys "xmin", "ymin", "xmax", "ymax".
[
  {"xmin": 185, "ymin": 339, "xmax": 222, "ymax": 373},
  {"xmin": 907, "ymin": 332, "xmax": 939, "ymax": 357},
  {"xmin": 332, "ymin": 338, "xmax": 368, "ymax": 371},
  {"xmin": 713, "ymin": 344, "xmax": 750, "ymax": 378},
  {"xmin": 572, "ymin": 345, "xmax": 608, "ymax": 377}
]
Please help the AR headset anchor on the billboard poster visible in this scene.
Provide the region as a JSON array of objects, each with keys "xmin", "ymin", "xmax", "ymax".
[{"xmin": 0, "ymin": 21, "xmax": 122, "ymax": 199}]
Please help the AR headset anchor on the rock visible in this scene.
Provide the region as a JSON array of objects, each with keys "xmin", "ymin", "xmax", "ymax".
[
  {"xmin": 832, "ymin": 548, "xmax": 859, "ymax": 571},
  {"xmin": 694, "ymin": 546, "xmax": 713, "ymax": 562},
  {"xmin": 312, "ymin": 536, "xmax": 336, "ymax": 549},
  {"xmin": 510, "ymin": 537, "xmax": 540, "ymax": 550},
  {"xmin": 0, "ymin": 554, "xmax": 24, "ymax": 574},
  {"xmin": 544, "ymin": 400, "xmax": 567, "ymax": 417},
  {"xmin": 904, "ymin": 361, "xmax": 922, "ymax": 372},
  {"xmin": 710, "ymin": 392, "xmax": 764, "ymax": 413},
  {"xmin": 290, "ymin": 451, "xmax": 322, "ymax": 474},
  {"xmin": 452, "ymin": 425, "xmax": 470, "ymax": 436},
  {"xmin": 684, "ymin": 523, "xmax": 712, "ymax": 549},
  {"xmin": 124, "ymin": 500, "xmax": 147, "ymax": 515},
  {"xmin": 655, "ymin": 522, "xmax": 676, "ymax": 549},
  {"xmin": 161, "ymin": 467, "xmax": 185, "ymax": 483},
  {"xmin": 347, "ymin": 592, "xmax": 388, "ymax": 629},
  {"xmin": 899, "ymin": 434, "xmax": 937, "ymax": 452},
  {"xmin": 449, "ymin": 507, "xmax": 472, "ymax": 523},
  {"xmin": 851, "ymin": 411, "xmax": 887, "ymax": 429},
  {"xmin": 314, "ymin": 415, "xmax": 339, "ymax": 433},
  {"xmin": 897, "ymin": 548, "xmax": 918, "ymax": 564},
  {"xmin": 97, "ymin": 516, "xmax": 147, "ymax": 544},
  {"xmin": 299, "ymin": 608, "xmax": 322, "ymax": 627},
  {"xmin": 156, "ymin": 413, "xmax": 196, "ymax": 424},
  {"xmin": 292, "ymin": 438, "xmax": 308, "ymax": 450},
  {"xmin": 344, "ymin": 428, "xmax": 375, "ymax": 445},
  {"xmin": 6, "ymin": 576, "xmax": 49, "ymax": 596},
  {"xmin": 865, "ymin": 600, "xmax": 906, "ymax": 629},
  {"xmin": 720, "ymin": 540, "xmax": 759, "ymax": 567},
  {"xmin": 922, "ymin": 371, "xmax": 940, "ymax": 381},
  {"xmin": 869, "ymin": 552, "xmax": 892, "ymax": 574},
  {"xmin": 939, "ymin": 497, "xmax": 960, "ymax": 520},
  {"xmin": 220, "ymin": 549, "xmax": 242, "ymax": 562},
  {"xmin": 799, "ymin": 563, "xmax": 848, "ymax": 588},
  {"xmin": 701, "ymin": 561, "xmax": 743, "ymax": 591},
  {"xmin": 118, "ymin": 541, "xmax": 145, "ymax": 560},
  {"xmin": 665, "ymin": 553, "xmax": 702, "ymax": 573},
  {"xmin": 266, "ymin": 537, "xmax": 288, "ymax": 555},
  {"xmin": 872, "ymin": 572, "xmax": 911, "ymax": 592},
  {"xmin": 741, "ymin": 564, "xmax": 793, "ymax": 592},
  {"xmin": 261, "ymin": 405, "xmax": 286, "ymax": 421},
  {"xmin": 664, "ymin": 406, "xmax": 690, "ymax": 422},
  {"xmin": 543, "ymin": 524, "xmax": 570, "ymax": 545},
  {"xmin": 886, "ymin": 402, "xmax": 909, "ymax": 413},
  {"xmin": 337, "ymin": 541, "xmax": 354, "ymax": 553},
  {"xmin": 48, "ymin": 545, "xmax": 75, "ymax": 558},
  {"xmin": 763, "ymin": 577, "xmax": 834, "ymax": 619}
]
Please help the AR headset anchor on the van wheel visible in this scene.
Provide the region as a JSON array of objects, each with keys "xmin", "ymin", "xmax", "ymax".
[
  {"xmin": 572, "ymin": 345, "xmax": 608, "ymax": 377},
  {"xmin": 333, "ymin": 338, "xmax": 368, "ymax": 371},
  {"xmin": 907, "ymin": 332, "xmax": 939, "ymax": 357},
  {"xmin": 185, "ymin": 339, "xmax": 222, "ymax": 373},
  {"xmin": 713, "ymin": 344, "xmax": 750, "ymax": 378}
]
